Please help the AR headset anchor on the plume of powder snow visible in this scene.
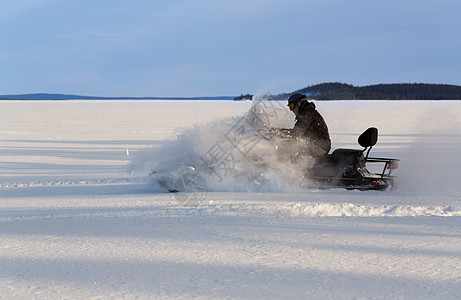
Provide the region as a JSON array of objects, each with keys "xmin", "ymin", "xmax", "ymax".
[{"xmin": 129, "ymin": 100, "xmax": 321, "ymax": 192}]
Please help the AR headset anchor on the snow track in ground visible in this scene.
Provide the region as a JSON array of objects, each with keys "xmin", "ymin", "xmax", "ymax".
[{"xmin": 0, "ymin": 177, "xmax": 142, "ymax": 189}]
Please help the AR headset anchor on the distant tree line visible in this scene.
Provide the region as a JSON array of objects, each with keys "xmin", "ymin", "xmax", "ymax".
[
  {"xmin": 234, "ymin": 93, "xmax": 253, "ymax": 100},
  {"xmin": 249, "ymin": 82, "xmax": 461, "ymax": 100}
]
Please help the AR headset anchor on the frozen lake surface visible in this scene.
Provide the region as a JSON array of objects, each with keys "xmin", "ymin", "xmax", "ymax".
[{"xmin": 1, "ymin": 100, "xmax": 460, "ymax": 299}]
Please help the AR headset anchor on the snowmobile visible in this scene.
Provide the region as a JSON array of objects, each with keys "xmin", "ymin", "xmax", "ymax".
[
  {"xmin": 306, "ymin": 127, "xmax": 399, "ymax": 191},
  {"xmin": 152, "ymin": 126, "xmax": 399, "ymax": 193}
]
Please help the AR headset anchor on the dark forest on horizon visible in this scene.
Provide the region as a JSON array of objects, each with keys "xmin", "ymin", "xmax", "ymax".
[{"xmin": 235, "ymin": 82, "xmax": 461, "ymax": 100}]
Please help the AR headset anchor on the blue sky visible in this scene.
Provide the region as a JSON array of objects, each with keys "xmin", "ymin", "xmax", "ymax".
[{"xmin": 1, "ymin": 0, "xmax": 460, "ymax": 97}]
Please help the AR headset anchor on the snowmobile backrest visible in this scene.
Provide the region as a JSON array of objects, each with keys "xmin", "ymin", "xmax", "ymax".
[{"xmin": 358, "ymin": 127, "xmax": 378, "ymax": 148}]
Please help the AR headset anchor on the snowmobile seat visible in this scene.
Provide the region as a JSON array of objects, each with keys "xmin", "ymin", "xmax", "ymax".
[
  {"xmin": 310, "ymin": 149, "xmax": 362, "ymax": 179},
  {"xmin": 329, "ymin": 149, "xmax": 364, "ymax": 170}
]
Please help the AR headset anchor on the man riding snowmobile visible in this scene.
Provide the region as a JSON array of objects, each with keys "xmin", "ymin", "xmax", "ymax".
[
  {"xmin": 266, "ymin": 95, "xmax": 398, "ymax": 190},
  {"xmin": 273, "ymin": 93, "xmax": 331, "ymax": 159}
]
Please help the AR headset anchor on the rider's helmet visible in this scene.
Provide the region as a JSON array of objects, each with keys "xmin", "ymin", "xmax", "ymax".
[{"xmin": 287, "ymin": 93, "xmax": 306, "ymax": 110}]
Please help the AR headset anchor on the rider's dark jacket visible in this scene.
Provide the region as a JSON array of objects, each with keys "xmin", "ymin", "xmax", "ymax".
[{"xmin": 278, "ymin": 100, "xmax": 331, "ymax": 157}]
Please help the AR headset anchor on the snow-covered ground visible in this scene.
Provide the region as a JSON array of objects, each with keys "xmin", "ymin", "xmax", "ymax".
[{"xmin": 1, "ymin": 100, "xmax": 460, "ymax": 299}]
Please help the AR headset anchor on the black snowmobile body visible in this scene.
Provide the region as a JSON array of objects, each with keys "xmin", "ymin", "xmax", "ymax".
[{"xmin": 309, "ymin": 127, "xmax": 399, "ymax": 191}]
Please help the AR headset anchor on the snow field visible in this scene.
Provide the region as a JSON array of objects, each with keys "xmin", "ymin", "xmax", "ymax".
[{"xmin": 1, "ymin": 100, "xmax": 460, "ymax": 299}]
